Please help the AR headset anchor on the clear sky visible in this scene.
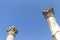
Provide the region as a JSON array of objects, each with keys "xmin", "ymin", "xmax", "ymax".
[{"xmin": 0, "ymin": 0, "xmax": 60, "ymax": 40}]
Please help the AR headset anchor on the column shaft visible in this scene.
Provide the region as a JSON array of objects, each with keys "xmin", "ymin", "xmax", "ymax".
[{"xmin": 6, "ymin": 34, "xmax": 14, "ymax": 40}]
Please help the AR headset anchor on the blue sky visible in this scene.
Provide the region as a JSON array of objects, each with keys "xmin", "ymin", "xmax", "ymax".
[{"xmin": 0, "ymin": 0, "xmax": 60, "ymax": 40}]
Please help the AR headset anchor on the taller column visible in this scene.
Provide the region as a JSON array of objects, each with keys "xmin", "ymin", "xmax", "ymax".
[
  {"xmin": 42, "ymin": 8, "xmax": 60, "ymax": 40},
  {"xmin": 6, "ymin": 26, "xmax": 18, "ymax": 40}
]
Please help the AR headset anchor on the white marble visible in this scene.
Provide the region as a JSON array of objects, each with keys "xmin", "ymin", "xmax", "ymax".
[{"xmin": 6, "ymin": 34, "xmax": 14, "ymax": 40}]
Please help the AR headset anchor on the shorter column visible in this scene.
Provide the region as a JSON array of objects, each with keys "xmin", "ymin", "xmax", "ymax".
[{"xmin": 6, "ymin": 26, "xmax": 18, "ymax": 40}]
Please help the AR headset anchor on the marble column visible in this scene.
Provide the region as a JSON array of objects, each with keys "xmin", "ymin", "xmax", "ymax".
[
  {"xmin": 42, "ymin": 8, "xmax": 60, "ymax": 40},
  {"xmin": 6, "ymin": 26, "xmax": 18, "ymax": 40}
]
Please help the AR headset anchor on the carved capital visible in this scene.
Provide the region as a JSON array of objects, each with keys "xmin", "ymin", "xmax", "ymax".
[
  {"xmin": 6, "ymin": 26, "xmax": 18, "ymax": 36},
  {"xmin": 42, "ymin": 8, "xmax": 54, "ymax": 18}
]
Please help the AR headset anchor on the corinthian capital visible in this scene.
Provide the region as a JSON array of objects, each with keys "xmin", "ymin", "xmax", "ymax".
[
  {"xmin": 6, "ymin": 26, "xmax": 18, "ymax": 36},
  {"xmin": 42, "ymin": 8, "xmax": 54, "ymax": 18}
]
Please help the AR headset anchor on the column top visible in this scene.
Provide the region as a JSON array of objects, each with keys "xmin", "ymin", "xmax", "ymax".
[
  {"xmin": 42, "ymin": 8, "xmax": 54, "ymax": 18},
  {"xmin": 6, "ymin": 26, "xmax": 18, "ymax": 35}
]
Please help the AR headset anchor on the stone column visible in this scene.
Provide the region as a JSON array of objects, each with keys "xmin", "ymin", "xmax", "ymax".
[
  {"xmin": 6, "ymin": 26, "xmax": 18, "ymax": 40},
  {"xmin": 42, "ymin": 8, "xmax": 60, "ymax": 40}
]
